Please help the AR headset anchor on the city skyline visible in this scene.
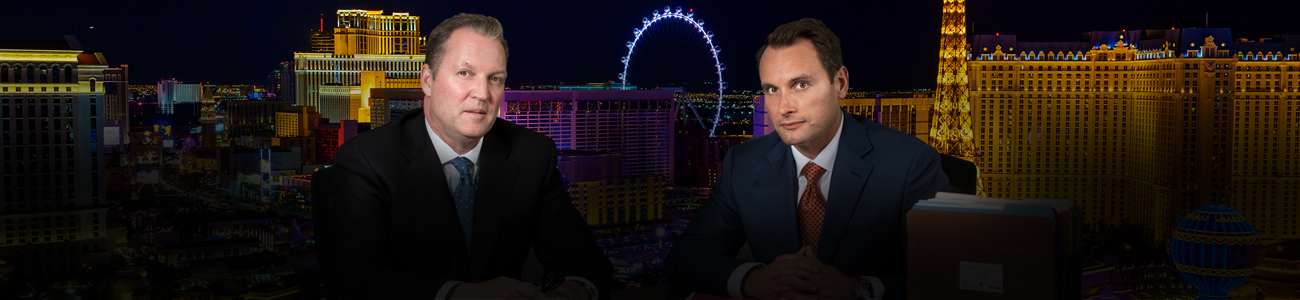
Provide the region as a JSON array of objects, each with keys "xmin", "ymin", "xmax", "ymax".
[
  {"xmin": 6, "ymin": 1, "xmax": 1300, "ymax": 299},
  {"xmin": 10, "ymin": 0, "xmax": 1298, "ymax": 90}
]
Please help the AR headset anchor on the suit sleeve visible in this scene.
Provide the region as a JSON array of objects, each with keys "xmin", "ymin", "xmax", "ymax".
[
  {"xmin": 531, "ymin": 146, "xmax": 614, "ymax": 300},
  {"xmin": 665, "ymin": 148, "xmax": 752, "ymax": 297},
  {"xmin": 326, "ymin": 160, "xmax": 455, "ymax": 299},
  {"xmin": 876, "ymin": 146, "xmax": 949, "ymax": 299}
]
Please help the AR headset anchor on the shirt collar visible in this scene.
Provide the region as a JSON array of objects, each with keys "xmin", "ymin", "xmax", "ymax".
[
  {"xmin": 424, "ymin": 119, "xmax": 484, "ymax": 166},
  {"xmin": 791, "ymin": 113, "xmax": 844, "ymax": 173}
]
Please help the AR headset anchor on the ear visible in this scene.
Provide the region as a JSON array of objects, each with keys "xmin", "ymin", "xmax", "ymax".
[
  {"xmin": 835, "ymin": 66, "xmax": 849, "ymax": 99},
  {"xmin": 420, "ymin": 63, "xmax": 435, "ymax": 98}
]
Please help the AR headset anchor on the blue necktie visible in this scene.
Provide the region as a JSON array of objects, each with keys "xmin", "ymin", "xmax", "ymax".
[{"xmin": 449, "ymin": 157, "xmax": 475, "ymax": 251}]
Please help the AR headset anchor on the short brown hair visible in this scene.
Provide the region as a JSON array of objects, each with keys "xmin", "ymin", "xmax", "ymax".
[
  {"xmin": 755, "ymin": 18, "xmax": 842, "ymax": 82},
  {"xmin": 424, "ymin": 13, "xmax": 509, "ymax": 78}
]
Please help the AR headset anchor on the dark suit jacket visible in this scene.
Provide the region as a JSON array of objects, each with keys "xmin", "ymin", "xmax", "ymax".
[
  {"xmin": 666, "ymin": 111, "xmax": 949, "ymax": 299},
  {"xmin": 324, "ymin": 110, "xmax": 612, "ymax": 299}
]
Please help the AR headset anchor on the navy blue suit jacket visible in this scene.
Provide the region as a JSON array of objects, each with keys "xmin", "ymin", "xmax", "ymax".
[{"xmin": 666, "ymin": 111, "xmax": 949, "ymax": 299}]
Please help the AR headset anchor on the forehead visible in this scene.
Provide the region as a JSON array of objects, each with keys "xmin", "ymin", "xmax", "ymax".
[
  {"xmin": 759, "ymin": 39, "xmax": 824, "ymax": 81},
  {"xmin": 440, "ymin": 28, "xmax": 505, "ymax": 65}
]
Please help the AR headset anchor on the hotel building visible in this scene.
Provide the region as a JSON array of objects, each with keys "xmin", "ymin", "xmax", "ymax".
[
  {"xmin": 293, "ymin": 10, "xmax": 424, "ymax": 110},
  {"xmin": 965, "ymin": 28, "xmax": 1300, "ymax": 243},
  {"xmin": 0, "ymin": 36, "xmax": 112, "ymax": 278}
]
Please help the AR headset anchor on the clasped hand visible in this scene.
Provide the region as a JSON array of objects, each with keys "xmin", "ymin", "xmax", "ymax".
[{"xmin": 741, "ymin": 246, "xmax": 857, "ymax": 300}]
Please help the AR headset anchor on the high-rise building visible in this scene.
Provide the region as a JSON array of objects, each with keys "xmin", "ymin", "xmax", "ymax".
[
  {"xmin": 101, "ymin": 65, "xmax": 129, "ymax": 134},
  {"xmin": 293, "ymin": 10, "xmax": 423, "ymax": 109},
  {"xmin": 367, "ymin": 88, "xmax": 422, "ymax": 128},
  {"xmin": 314, "ymin": 119, "xmax": 359, "ymax": 164},
  {"xmin": 0, "ymin": 35, "xmax": 111, "ymax": 278},
  {"xmin": 840, "ymin": 92, "xmax": 937, "ymax": 141},
  {"xmin": 310, "ymin": 30, "xmax": 334, "ymax": 54},
  {"xmin": 501, "ymin": 90, "xmax": 676, "ymax": 183},
  {"xmin": 965, "ymin": 28, "xmax": 1300, "ymax": 243},
  {"xmin": 223, "ymin": 100, "xmax": 288, "ymax": 138},
  {"xmin": 274, "ymin": 106, "xmax": 321, "ymax": 165},
  {"xmin": 333, "ymin": 10, "xmax": 422, "ymax": 56},
  {"xmin": 277, "ymin": 61, "xmax": 295, "ymax": 104},
  {"xmin": 275, "ymin": 105, "xmax": 322, "ymax": 138},
  {"xmin": 157, "ymin": 79, "xmax": 200, "ymax": 115},
  {"xmin": 558, "ymin": 151, "xmax": 665, "ymax": 226}
]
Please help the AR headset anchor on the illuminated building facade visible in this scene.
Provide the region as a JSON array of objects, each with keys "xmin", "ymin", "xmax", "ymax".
[
  {"xmin": 966, "ymin": 28, "xmax": 1300, "ymax": 243},
  {"xmin": 840, "ymin": 91, "xmax": 937, "ymax": 141},
  {"xmin": 293, "ymin": 9, "xmax": 423, "ymax": 109},
  {"xmin": 366, "ymin": 88, "xmax": 422, "ymax": 128},
  {"xmin": 333, "ymin": 10, "xmax": 422, "ymax": 56},
  {"xmin": 501, "ymin": 90, "xmax": 676, "ymax": 183},
  {"xmin": 0, "ymin": 36, "xmax": 111, "ymax": 278},
  {"xmin": 558, "ymin": 151, "xmax": 665, "ymax": 226},
  {"xmin": 275, "ymin": 105, "xmax": 321, "ymax": 138},
  {"xmin": 274, "ymin": 106, "xmax": 322, "ymax": 165}
]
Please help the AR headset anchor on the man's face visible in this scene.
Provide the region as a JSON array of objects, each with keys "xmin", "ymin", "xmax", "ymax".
[
  {"xmin": 421, "ymin": 28, "xmax": 507, "ymax": 144},
  {"xmin": 759, "ymin": 39, "xmax": 847, "ymax": 151}
]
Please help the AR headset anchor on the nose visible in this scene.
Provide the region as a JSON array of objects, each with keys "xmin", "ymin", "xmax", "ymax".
[
  {"xmin": 775, "ymin": 94, "xmax": 796, "ymax": 117},
  {"xmin": 471, "ymin": 77, "xmax": 490, "ymax": 103}
]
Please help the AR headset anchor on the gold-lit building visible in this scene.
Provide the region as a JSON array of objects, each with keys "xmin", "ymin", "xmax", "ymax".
[
  {"xmin": 333, "ymin": 10, "xmax": 422, "ymax": 56},
  {"xmin": 840, "ymin": 91, "xmax": 936, "ymax": 141},
  {"xmin": 558, "ymin": 151, "xmax": 666, "ymax": 226},
  {"xmin": 275, "ymin": 105, "xmax": 321, "ymax": 138},
  {"xmin": 294, "ymin": 9, "xmax": 423, "ymax": 110},
  {"xmin": 964, "ymin": 28, "xmax": 1300, "ymax": 243},
  {"xmin": 273, "ymin": 105, "xmax": 321, "ymax": 165}
]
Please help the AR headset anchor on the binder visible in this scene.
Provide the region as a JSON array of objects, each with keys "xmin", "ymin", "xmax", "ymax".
[{"xmin": 907, "ymin": 192, "xmax": 1081, "ymax": 299}]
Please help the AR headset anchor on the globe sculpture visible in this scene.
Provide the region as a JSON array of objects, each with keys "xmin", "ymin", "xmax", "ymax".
[{"xmin": 1170, "ymin": 204, "xmax": 1261, "ymax": 299}]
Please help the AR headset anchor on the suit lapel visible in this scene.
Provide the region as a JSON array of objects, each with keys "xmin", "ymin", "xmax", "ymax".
[
  {"xmin": 397, "ymin": 112, "xmax": 471, "ymax": 274},
  {"xmin": 753, "ymin": 137, "xmax": 803, "ymax": 255},
  {"xmin": 818, "ymin": 112, "xmax": 874, "ymax": 263},
  {"xmin": 468, "ymin": 125, "xmax": 519, "ymax": 279}
]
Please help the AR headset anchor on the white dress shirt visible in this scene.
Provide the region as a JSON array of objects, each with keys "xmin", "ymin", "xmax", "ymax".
[
  {"xmin": 425, "ymin": 121, "xmax": 599, "ymax": 300},
  {"xmin": 726, "ymin": 116, "xmax": 883, "ymax": 300}
]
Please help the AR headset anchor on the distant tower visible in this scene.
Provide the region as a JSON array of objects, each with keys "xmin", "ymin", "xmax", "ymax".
[
  {"xmin": 201, "ymin": 85, "xmax": 217, "ymax": 148},
  {"xmin": 930, "ymin": 0, "xmax": 982, "ymax": 195},
  {"xmin": 930, "ymin": 0, "xmax": 973, "ymax": 157}
]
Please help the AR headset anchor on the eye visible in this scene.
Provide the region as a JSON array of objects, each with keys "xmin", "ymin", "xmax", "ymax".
[
  {"xmin": 766, "ymin": 87, "xmax": 778, "ymax": 94},
  {"xmin": 458, "ymin": 71, "xmax": 469, "ymax": 76},
  {"xmin": 796, "ymin": 82, "xmax": 809, "ymax": 89},
  {"xmin": 490, "ymin": 76, "xmax": 503, "ymax": 82}
]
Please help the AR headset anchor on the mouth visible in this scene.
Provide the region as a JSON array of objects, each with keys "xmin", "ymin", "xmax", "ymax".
[
  {"xmin": 779, "ymin": 120, "xmax": 805, "ymax": 130},
  {"xmin": 463, "ymin": 109, "xmax": 488, "ymax": 116}
]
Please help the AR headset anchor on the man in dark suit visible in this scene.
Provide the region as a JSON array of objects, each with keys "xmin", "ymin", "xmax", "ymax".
[
  {"xmin": 326, "ymin": 13, "xmax": 610, "ymax": 299},
  {"xmin": 666, "ymin": 18, "xmax": 948, "ymax": 300}
]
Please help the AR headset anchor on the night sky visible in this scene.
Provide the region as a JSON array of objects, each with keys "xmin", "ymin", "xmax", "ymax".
[{"xmin": 9, "ymin": 0, "xmax": 1300, "ymax": 91}]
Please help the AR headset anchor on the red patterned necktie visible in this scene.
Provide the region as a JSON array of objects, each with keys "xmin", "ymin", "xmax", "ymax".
[{"xmin": 798, "ymin": 162, "xmax": 827, "ymax": 254}]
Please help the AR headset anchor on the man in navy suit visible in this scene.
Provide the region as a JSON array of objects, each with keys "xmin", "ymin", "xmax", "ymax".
[{"xmin": 666, "ymin": 18, "xmax": 948, "ymax": 300}]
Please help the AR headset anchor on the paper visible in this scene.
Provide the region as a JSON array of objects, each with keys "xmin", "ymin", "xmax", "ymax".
[{"xmin": 959, "ymin": 261, "xmax": 1004, "ymax": 293}]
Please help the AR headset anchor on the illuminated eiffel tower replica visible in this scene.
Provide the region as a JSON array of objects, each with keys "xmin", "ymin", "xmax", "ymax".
[{"xmin": 928, "ymin": 0, "xmax": 983, "ymax": 195}]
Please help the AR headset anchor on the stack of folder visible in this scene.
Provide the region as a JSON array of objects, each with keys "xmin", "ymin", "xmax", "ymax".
[{"xmin": 906, "ymin": 192, "xmax": 1081, "ymax": 299}]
